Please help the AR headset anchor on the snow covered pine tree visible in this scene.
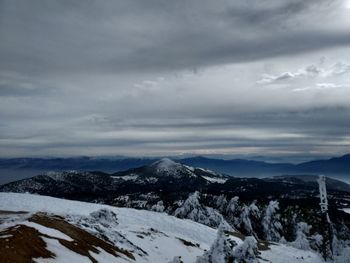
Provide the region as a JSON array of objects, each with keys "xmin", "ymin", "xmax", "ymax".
[
  {"xmin": 196, "ymin": 225, "xmax": 236, "ymax": 263},
  {"xmin": 174, "ymin": 191, "xmax": 229, "ymax": 228},
  {"xmin": 262, "ymin": 200, "xmax": 283, "ymax": 242},
  {"xmin": 234, "ymin": 236, "xmax": 259, "ymax": 263}
]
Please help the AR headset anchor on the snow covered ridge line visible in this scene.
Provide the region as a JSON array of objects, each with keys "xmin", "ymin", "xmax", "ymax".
[
  {"xmin": 0, "ymin": 192, "xmax": 217, "ymax": 263},
  {"xmin": 0, "ymin": 193, "xmax": 330, "ymax": 263}
]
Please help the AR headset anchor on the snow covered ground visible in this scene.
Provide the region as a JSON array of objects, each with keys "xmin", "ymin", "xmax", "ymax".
[
  {"xmin": 0, "ymin": 193, "xmax": 324, "ymax": 263},
  {"xmin": 202, "ymin": 176, "xmax": 227, "ymax": 184},
  {"xmin": 0, "ymin": 193, "xmax": 216, "ymax": 263}
]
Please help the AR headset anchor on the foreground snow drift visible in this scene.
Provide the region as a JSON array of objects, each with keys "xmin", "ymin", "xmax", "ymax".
[{"xmin": 0, "ymin": 193, "xmax": 323, "ymax": 263}]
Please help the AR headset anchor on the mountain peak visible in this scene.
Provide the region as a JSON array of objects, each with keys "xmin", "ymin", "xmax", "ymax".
[
  {"xmin": 152, "ymin": 158, "xmax": 179, "ymax": 167},
  {"xmin": 150, "ymin": 158, "xmax": 184, "ymax": 175}
]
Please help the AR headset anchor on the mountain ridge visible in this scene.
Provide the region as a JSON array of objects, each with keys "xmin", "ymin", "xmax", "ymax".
[
  {"xmin": 1, "ymin": 154, "xmax": 349, "ymax": 179},
  {"xmin": 1, "ymin": 159, "xmax": 350, "ymax": 203}
]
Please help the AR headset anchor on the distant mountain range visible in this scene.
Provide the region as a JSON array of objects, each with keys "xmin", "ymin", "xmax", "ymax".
[
  {"xmin": 180, "ymin": 154, "xmax": 350, "ymax": 176},
  {"xmin": 0, "ymin": 154, "xmax": 349, "ymax": 178},
  {"xmin": 1, "ymin": 158, "xmax": 350, "ymax": 203},
  {"xmin": 0, "ymin": 159, "xmax": 229, "ymax": 200}
]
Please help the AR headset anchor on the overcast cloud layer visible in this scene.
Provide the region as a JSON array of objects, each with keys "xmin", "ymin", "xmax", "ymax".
[{"xmin": 1, "ymin": 0, "xmax": 350, "ymax": 159}]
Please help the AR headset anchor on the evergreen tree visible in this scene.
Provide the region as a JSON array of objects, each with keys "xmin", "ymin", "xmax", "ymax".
[
  {"xmin": 262, "ymin": 200, "xmax": 283, "ymax": 242},
  {"xmin": 215, "ymin": 194, "xmax": 228, "ymax": 213},
  {"xmin": 174, "ymin": 191, "xmax": 230, "ymax": 228},
  {"xmin": 234, "ymin": 236, "xmax": 259, "ymax": 263},
  {"xmin": 196, "ymin": 225, "xmax": 237, "ymax": 263},
  {"xmin": 226, "ymin": 196, "xmax": 239, "ymax": 216},
  {"xmin": 226, "ymin": 196, "xmax": 240, "ymax": 227},
  {"xmin": 238, "ymin": 201, "xmax": 260, "ymax": 238}
]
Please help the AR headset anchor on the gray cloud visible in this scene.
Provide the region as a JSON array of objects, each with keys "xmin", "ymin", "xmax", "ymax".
[
  {"xmin": 1, "ymin": 0, "xmax": 350, "ymax": 158},
  {"xmin": 0, "ymin": 0, "xmax": 349, "ymax": 75}
]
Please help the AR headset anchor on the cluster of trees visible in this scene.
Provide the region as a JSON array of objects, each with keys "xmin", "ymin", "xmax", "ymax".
[
  {"xmin": 114, "ymin": 189, "xmax": 350, "ymax": 261},
  {"xmin": 174, "ymin": 191, "xmax": 230, "ymax": 229},
  {"xmin": 173, "ymin": 192, "xmax": 284, "ymax": 242},
  {"xmin": 172, "ymin": 191, "xmax": 350, "ymax": 262},
  {"xmin": 196, "ymin": 226, "xmax": 259, "ymax": 263}
]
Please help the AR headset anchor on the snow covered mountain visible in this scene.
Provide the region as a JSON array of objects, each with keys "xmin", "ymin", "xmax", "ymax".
[
  {"xmin": 0, "ymin": 193, "xmax": 325, "ymax": 263},
  {"xmin": 2, "ymin": 153, "xmax": 350, "ymax": 183},
  {"xmin": 3, "ymin": 159, "xmax": 350, "ymax": 199},
  {"xmin": 2, "ymin": 158, "xmax": 350, "ymax": 218},
  {"xmin": 113, "ymin": 158, "xmax": 228, "ymax": 183},
  {"xmin": 0, "ymin": 159, "xmax": 229, "ymax": 199}
]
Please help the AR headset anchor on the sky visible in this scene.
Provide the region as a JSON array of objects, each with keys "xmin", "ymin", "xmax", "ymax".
[{"xmin": 1, "ymin": 0, "xmax": 350, "ymax": 160}]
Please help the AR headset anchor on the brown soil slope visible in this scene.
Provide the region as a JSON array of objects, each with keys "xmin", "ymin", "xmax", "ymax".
[{"xmin": 0, "ymin": 211, "xmax": 134, "ymax": 263}]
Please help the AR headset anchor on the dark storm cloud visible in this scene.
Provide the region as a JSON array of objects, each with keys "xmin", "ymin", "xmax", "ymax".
[{"xmin": 0, "ymin": 0, "xmax": 347, "ymax": 74}]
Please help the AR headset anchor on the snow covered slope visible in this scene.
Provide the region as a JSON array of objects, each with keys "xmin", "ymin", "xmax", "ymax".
[
  {"xmin": 0, "ymin": 193, "xmax": 220, "ymax": 263},
  {"xmin": 0, "ymin": 193, "xmax": 323, "ymax": 263}
]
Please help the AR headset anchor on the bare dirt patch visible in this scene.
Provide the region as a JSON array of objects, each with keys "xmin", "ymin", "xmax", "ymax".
[
  {"xmin": 0, "ymin": 224, "xmax": 55, "ymax": 263},
  {"xmin": 0, "ymin": 212, "xmax": 135, "ymax": 263},
  {"xmin": 29, "ymin": 213, "xmax": 135, "ymax": 261}
]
